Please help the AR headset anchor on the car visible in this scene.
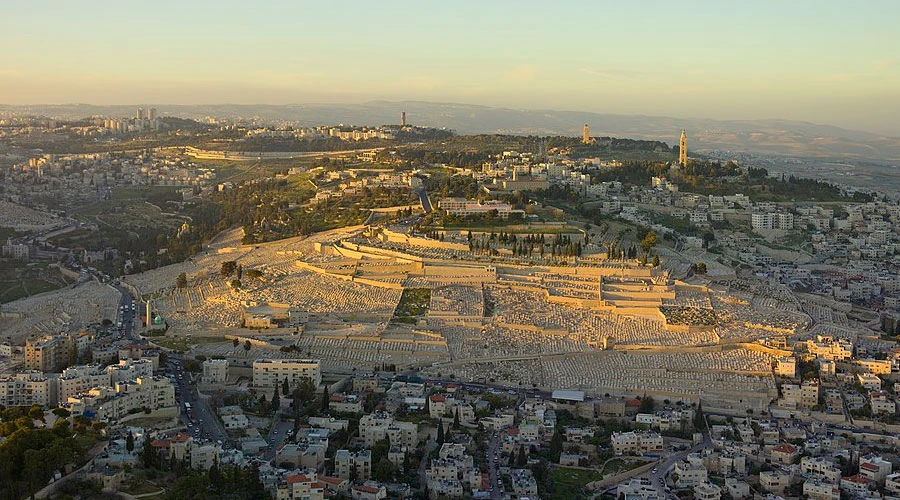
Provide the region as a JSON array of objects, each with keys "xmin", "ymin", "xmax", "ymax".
[{"xmin": 652, "ymin": 468, "xmax": 658, "ymax": 473}]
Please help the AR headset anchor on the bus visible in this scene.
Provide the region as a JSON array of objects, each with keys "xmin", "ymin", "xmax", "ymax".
[{"xmin": 184, "ymin": 402, "xmax": 194, "ymax": 419}]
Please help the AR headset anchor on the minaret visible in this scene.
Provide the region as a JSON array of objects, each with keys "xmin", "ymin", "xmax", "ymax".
[
  {"xmin": 582, "ymin": 124, "xmax": 590, "ymax": 144},
  {"xmin": 679, "ymin": 129, "xmax": 688, "ymax": 166}
]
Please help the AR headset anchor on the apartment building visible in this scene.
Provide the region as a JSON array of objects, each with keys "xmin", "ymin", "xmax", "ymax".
[
  {"xmin": 67, "ymin": 376, "xmax": 176, "ymax": 421},
  {"xmin": 0, "ymin": 371, "xmax": 51, "ymax": 407},
  {"xmin": 252, "ymin": 359, "xmax": 321, "ymax": 391},
  {"xmin": 202, "ymin": 359, "xmax": 228, "ymax": 384},
  {"xmin": 334, "ymin": 449, "xmax": 372, "ymax": 481}
]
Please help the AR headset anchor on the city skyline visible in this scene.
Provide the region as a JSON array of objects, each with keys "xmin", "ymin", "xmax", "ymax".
[{"xmin": 2, "ymin": 1, "xmax": 899, "ymax": 135}]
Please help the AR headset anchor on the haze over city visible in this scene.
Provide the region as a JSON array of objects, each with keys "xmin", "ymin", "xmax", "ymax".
[
  {"xmin": 5, "ymin": 3, "xmax": 900, "ymax": 500},
  {"xmin": 2, "ymin": 0, "xmax": 899, "ymax": 135}
]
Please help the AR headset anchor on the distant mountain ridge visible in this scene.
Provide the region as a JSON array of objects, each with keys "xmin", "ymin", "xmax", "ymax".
[{"xmin": 3, "ymin": 101, "xmax": 899, "ymax": 161}]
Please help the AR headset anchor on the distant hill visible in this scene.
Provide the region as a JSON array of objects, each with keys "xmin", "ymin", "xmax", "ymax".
[{"xmin": 3, "ymin": 101, "xmax": 900, "ymax": 161}]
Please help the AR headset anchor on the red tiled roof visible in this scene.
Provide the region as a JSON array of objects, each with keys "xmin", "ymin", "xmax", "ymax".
[
  {"xmin": 861, "ymin": 463, "xmax": 880, "ymax": 472},
  {"xmin": 625, "ymin": 399, "xmax": 642, "ymax": 407},
  {"xmin": 429, "ymin": 394, "xmax": 446, "ymax": 402},
  {"xmin": 772, "ymin": 444, "xmax": 797, "ymax": 454},
  {"xmin": 286, "ymin": 474, "xmax": 311, "ymax": 484},
  {"xmin": 150, "ymin": 439, "xmax": 170, "ymax": 448},
  {"xmin": 844, "ymin": 474, "xmax": 871, "ymax": 484},
  {"xmin": 319, "ymin": 476, "xmax": 346, "ymax": 485},
  {"xmin": 352, "ymin": 485, "xmax": 381, "ymax": 494}
]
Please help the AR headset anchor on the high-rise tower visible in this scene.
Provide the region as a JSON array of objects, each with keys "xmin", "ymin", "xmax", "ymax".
[
  {"xmin": 582, "ymin": 124, "xmax": 590, "ymax": 144},
  {"xmin": 401, "ymin": 111, "xmax": 407, "ymax": 127},
  {"xmin": 679, "ymin": 129, "xmax": 688, "ymax": 166}
]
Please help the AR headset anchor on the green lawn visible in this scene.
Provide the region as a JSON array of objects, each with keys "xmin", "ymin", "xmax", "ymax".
[
  {"xmin": 0, "ymin": 265, "xmax": 68, "ymax": 302},
  {"xmin": 391, "ymin": 288, "xmax": 431, "ymax": 323},
  {"xmin": 546, "ymin": 467, "xmax": 604, "ymax": 500}
]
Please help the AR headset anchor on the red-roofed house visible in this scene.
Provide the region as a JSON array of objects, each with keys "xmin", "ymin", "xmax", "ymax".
[
  {"xmin": 771, "ymin": 444, "xmax": 799, "ymax": 464},
  {"xmin": 319, "ymin": 475, "xmax": 349, "ymax": 494},
  {"xmin": 859, "ymin": 455, "xmax": 892, "ymax": 483},
  {"xmin": 429, "ymin": 394, "xmax": 448, "ymax": 418},
  {"xmin": 351, "ymin": 484, "xmax": 386, "ymax": 500},
  {"xmin": 840, "ymin": 474, "xmax": 873, "ymax": 497},
  {"xmin": 278, "ymin": 473, "xmax": 324, "ymax": 500}
]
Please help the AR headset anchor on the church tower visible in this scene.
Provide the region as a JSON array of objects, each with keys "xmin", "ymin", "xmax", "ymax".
[
  {"xmin": 679, "ymin": 129, "xmax": 688, "ymax": 166},
  {"xmin": 582, "ymin": 124, "xmax": 590, "ymax": 144}
]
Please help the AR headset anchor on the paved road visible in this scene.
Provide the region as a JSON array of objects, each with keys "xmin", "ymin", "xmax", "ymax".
[
  {"xmin": 168, "ymin": 356, "xmax": 231, "ymax": 447},
  {"xmin": 486, "ymin": 432, "xmax": 504, "ymax": 499}
]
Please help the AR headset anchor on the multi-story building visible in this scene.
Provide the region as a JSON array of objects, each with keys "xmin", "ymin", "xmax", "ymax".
[
  {"xmin": 759, "ymin": 470, "xmax": 790, "ymax": 495},
  {"xmin": 611, "ymin": 431, "xmax": 664, "ymax": 455},
  {"xmin": 58, "ymin": 365, "xmax": 110, "ymax": 404},
  {"xmin": 869, "ymin": 391, "xmax": 896, "ymax": 414},
  {"xmin": 202, "ymin": 359, "xmax": 228, "ymax": 384},
  {"xmin": 334, "ymin": 449, "xmax": 372, "ymax": 481},
  {"xmin": 857, "ymin": 373, "xmax": 882, "ymax": 390},
  {"xmin": 775, "ymin": 357, "xmax": 796, "ymax": 377},
  {"xmin": 25, "ymin": 334, "xmax": 74, "ymax": 372},
  {"xmin": 885, "ymin": 472, "xmax": 900, "ymax": 496},
  {"xmin": 252, "ymin": 359, "xmax": 320, "ymax": 391},
  {"xmin": 801, "ymin": 457, "xmax": 842, "ymax": 482},
  {"xmin": 0, "ymin": 371, "xmax": 51, "ymax": 407},
  {"xmin": 694, "ymin": 482, "xmax": 722, "ymax": 500},
  {"xmin": 856, "ymin": 358, "xmax": 892, "ymax": 375},
  {"xmin": 437, "ymin": 198, "xmax": 525, "ymax": 219},
  {"xmin": 807, "ymin": 336, "xmax": 853, "ymax": 361},
  {"xmin": 674, "ymin": 460, "xmax": 708, "ymax": 488},
  {"xmin": 359, "ymin": 412, "xmax": 418, "ymax": 447},
  {"xmin": 859, "ymin": 455, "xmax": 892, "ymax": 484},
  {"xmin": 274, "ymin": 472, "xmax": 325, "ymax": 500},
  {"xmin": 67, "ymin": 376, "xmax": 176, "ymax": 421},
  {"xmin": 108, "ymin": 359, "xmax": 154, "ymax": 383},
  {"xmin": 803, "ymin": 479, "xmax": 840, "ymax": 500},
  {"xmin": 801, "ymin": 380, "xmax": 821, "ymax": 408}
]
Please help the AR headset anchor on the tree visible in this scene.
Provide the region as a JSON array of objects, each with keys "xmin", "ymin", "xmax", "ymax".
[
  {"xmin": 176, "ymin": 272, "xmax": 187, "ymax": 289},
  {"xmin": 372, "ymin": 459, "xmax": 395, "ymax": 482},
  {"xmin": 694, "ymin": 402, "xmax": 707, "ymax": 431},
  {"xmin": 244, "ymin": 340, "xmax": 251, "ymax": 354},
  {"xmin": 296, "ymin": 376, "xmax": 317, "ymax": 403},
  {"xmin": 436, "ymin": 421, "xmax": 445, "ymax": 444},
  {"xmin": 233, "ymin": 338, "xmax": 240, "ymax": 349},
  {"xmin": 549, "ymin": 427, "xmax": 563, "ymax": 462},
  {"xmin": 640, "ymin": 231, "xmax": 657, "ymax": 254},
  {"xmin": 516, "ymin": 443, "xmax": 527, "ymax": 467},
  {"xmin": 321, "ymin": 384, "xmax": 330, "ymax": 412},
  {"xmin": 282, "ymin": 378, "xmax": 290, "ymax": 396},
  {"xmin": 126, "ymin": 431, "xmax": 135, "ymax": 453},
  {"xmin": 220, "ymin": 261, "xmax": 237, "ymax": 278},
  {"xmin": 638, "ymin": 395, "xmax": 655, "ymax": 413},
  {"xmin": 652, "ymin": 254, "xmax": 660, "ymax": 267},
  {"xmin": 271, "ymin": 387, "xmax": 281, "ymax": 414},
  {"xmin": 695, "ymin": 262, "xmax": 708, "ymax": 274}
]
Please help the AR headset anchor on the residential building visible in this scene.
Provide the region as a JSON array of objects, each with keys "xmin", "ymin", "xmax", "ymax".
[
  {"xmin": 334, "ymin": 449, "xmax": 372, "ymax": 482},
  {"xmin": 675, "ymin": 460, "xmax": 708, "ymax": 488},
  {"xmin": 252, "ymin": 359, "xmax": 321, "ymax": 391},
  {"xmin": 694, "ymin": 482, "xmax": 722, "ymax": 500},
  {"xmin": 803, "ymin": 480, "xmax": 840, "ymax": 500},
  {"xmin": 611, "ymin": 431, "xmax": 664, "ymax": 455},
  {"xmin": 202, "ymin": 359, "xmax": 228, "ymax": 384},
  {"xmin": 0, "ymin": 371, "xmax": 51, "ymax": 407}
]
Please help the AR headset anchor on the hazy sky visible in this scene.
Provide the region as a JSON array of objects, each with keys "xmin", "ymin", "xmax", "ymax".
[{"xmin": 2, "ymin": 0, "xmax": 899, "ymax": 135}]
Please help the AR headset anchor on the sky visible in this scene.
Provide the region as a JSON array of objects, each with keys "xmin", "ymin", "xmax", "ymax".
[{"xmin": 2, "ymin": 0, "xmax": 899, "ymax": 135}]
